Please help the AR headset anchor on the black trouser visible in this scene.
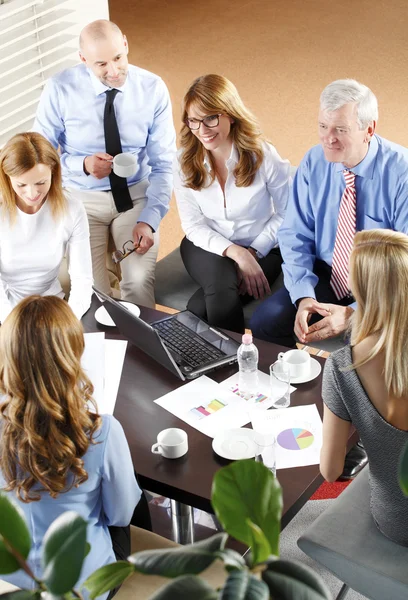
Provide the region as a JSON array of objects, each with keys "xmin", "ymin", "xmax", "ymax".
[{"xmin": 180, "ymin": 237, "xmax": 283, "ymax": 334}]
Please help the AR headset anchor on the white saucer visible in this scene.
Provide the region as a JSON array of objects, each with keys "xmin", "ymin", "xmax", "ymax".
[
  {"xmin": 212, "ymin": 428, "xmax": 256, "ymax": 460},
  {"xmin": 290, "ymin": 357, "xmax": 322, "ymax": 384},
  {"xmin": 95, "ymin": 302, "xmax": 140, "ymax": 327}
]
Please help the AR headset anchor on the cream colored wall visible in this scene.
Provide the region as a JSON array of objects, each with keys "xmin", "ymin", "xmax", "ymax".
[{"xmin": 109, "ymin": 0, "xmax": 408, "ymax": 258}]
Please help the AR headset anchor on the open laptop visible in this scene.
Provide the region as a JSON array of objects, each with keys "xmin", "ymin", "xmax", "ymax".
[{"xmin": 93, "ymin": 287, "xmax": 239, "ymax": 381}]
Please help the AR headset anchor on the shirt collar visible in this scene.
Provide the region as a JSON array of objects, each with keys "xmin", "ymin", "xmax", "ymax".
[
  {"xmin": 88, "ymin": 67, "xmax": 129, "ymax": 97},
  {"xmin": 203, "ymin": 143, "xmax": 238, "ymax": 171},
  {"xmin": 334, "ymin": 134, "xmax": 379, "ymax": 180}
]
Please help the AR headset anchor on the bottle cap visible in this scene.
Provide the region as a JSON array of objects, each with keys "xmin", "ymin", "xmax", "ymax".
[{"xmin": 242, "ymin": 333, "xmax": 253, "ymax": 344}]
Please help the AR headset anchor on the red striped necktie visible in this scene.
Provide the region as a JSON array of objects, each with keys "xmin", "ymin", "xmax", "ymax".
[{"xmin": 330, "ymin": 170, "xmax": 357, "ymax": 300}]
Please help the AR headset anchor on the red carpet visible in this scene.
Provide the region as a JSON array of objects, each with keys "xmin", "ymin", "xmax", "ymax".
[{"xmin": 311, "ymin": 480, "xmax": 352, "ymax": 500}]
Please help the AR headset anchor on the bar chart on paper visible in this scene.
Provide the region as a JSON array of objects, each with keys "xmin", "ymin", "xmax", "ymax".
[{"xmin": 189, "ymin": 399, "xmax": 226, "ymax": 420}]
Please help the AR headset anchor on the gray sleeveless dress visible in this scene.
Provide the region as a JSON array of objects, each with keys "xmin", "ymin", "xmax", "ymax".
[{"xmin": 323, "ymin": 346, "xmax": 408, "ymax": 546}]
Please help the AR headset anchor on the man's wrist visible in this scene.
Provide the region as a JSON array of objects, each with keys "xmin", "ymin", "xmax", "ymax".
[
  {"xmin": 83, "ymin": 158, "xmax": 90, "ymax": 176},
  {"xmin": 137, "ymin": 221, "xmax": 155, "ymax": 234},
  {"xmin": 295, "ymin": 297, "xmax": 307, "ymax": 309}
]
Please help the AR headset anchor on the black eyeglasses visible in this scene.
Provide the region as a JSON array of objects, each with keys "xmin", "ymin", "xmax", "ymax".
[
  {"xmin": 112, "ymin": 237, "xmax": 143, "ymax": 264},
  {"xmin": 185, "ymin": 113, "xmax": 223, "ymax": 130}
]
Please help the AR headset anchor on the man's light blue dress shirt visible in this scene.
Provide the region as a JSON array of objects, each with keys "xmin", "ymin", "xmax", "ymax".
[
  {"xmin": 278, "ymin": 135, "xmax": 408, "ymax": 304},
  {"xmin": 33, "ymin": 63, "xmax": 176, "ymax": 232},
  {"xmin": 0, "ymin": 415, "xmax": 141, "ymax": 599}
]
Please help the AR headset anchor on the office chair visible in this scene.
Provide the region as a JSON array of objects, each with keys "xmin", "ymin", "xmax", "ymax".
[{"xmin": 298, "ymin": 467, "xmax": 408, "ymax": 600}]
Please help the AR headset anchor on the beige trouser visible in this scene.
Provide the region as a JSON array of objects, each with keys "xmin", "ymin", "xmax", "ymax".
[{"xmin": 67, "ymin": 180, "xmax": 159, "ymax": 308}]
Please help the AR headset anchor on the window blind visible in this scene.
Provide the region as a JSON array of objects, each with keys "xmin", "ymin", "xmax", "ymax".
[{"xmin": 0, "ymin": 0, "xmax": 79, "ymax": 147}]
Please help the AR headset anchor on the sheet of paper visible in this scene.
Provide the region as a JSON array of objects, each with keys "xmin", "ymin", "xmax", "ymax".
[
  {"xmin": 82, "ymin": 332, "xmax": 105, "ymax": 407},
  {"xmin": 82, "ymin": 333, "xmax": 127, "ymax": 416},
  {"xmin": 101, "ymin": 339, "xmax": 128, "ymax": 415},
  {"xmin": 154, "ymin": 375, "xmax": 257, "ymax": 438},
  {"xmin": 251, "ymin": 404, "xmax": 323, "ymax": 469},
  {"xmin": 219, "ymin": 369, "xmax": 296, "ymax": 411}
]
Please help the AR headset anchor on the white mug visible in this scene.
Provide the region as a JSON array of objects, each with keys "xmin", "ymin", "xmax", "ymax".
[
  {"xmin": 277, "ymin": 349, "xmax": 311, "ymax": 378},
  {"xmin": 112, "ymin": 153, "xmax": 138, "ymax": 178},
  {"xmin": 151, "ymin": 428, "xmax": 188, "ymax": 459}
]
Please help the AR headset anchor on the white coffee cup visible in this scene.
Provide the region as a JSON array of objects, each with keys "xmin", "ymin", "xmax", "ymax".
[
  {"xmin": 151, "ymin": 428, "xmax": 188, "ymax": 459},
  {"xmin": 112, "ymin": 153, "xmax": 137, "ymax": 178},
  {"xmin": 277, "ymin": 349, "xmax": 311, "ymax": 378}
]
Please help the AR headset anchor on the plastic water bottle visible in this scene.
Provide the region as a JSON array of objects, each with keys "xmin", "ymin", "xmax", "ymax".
[{"xmin": 237, "ymin": 333, "xmax": 259, "ymax": 399}]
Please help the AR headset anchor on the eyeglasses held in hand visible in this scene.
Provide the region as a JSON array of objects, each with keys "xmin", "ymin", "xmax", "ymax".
[
  {"xmin": 185, "ymin": 113, "xmax": 223, "ymax": 130},
  {"xmin": 112, "ymin": 237, "xmax": 143, "ymax": 264}
]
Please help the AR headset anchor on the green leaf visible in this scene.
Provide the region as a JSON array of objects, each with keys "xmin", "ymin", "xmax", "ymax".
[
  {"xmin": 82, "ymin": 561, "xmax": 134, "ymax": 599},
  {"xmin": 220, "ymin": 570, "xmax": 269, "ymax": 600},
  {"xmin": 262, "ymin": 559, "xmax": 332, "ymax": 600},
  {"xmin": 211, "ymin": 460, "xmax": 282, "ymax": 563},
  {"xmin": 0, "ymin": 541, "xmax": 21, "ymax": 575},
  {"xmin": 213, "ymin": 548, "xmax": 246, "ymax": 571},
  {"xmin": 0, "ymin": 592, "xmax": 40, "ymax": 600},
  {"xmin": 128, "ymin": 532, "xmax": 227, "ymax": 578},
  {"xmin": 0, "ymin": 492, "xmax": 31, "ymax": 574},
  {"xmin": 245, "ymin": 519, "xmax": 271, "ymax": 565},
  {"xmin": 84, "ymin": 542, "xmax": 91, "ymax": 558},
  {"xmin": 149, "ymin": 575, "xmax": 218, "ymax": 600},
  {"xmin": 41, "ymin": 511, "xmax": 87, "ymax": 595},
  {"xmin": 399, "ymin": 441, "xmax": 408, "ymax": 495}
]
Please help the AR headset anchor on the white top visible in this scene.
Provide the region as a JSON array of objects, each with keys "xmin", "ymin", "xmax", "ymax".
[
  {"xmin": 0, "ymin": 192, "xmax": 93, "ymax": 323},
  {"xmin": 173, "ymin": 142, "xmax": 291, "ymax": 257}
]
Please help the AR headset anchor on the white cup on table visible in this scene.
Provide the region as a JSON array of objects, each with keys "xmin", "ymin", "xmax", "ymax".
[
  {"xmin": 151, "ymin": 428, "xmax": 188, "ymax": 459},
  {"xmin": 277, "ymin": 349, "xmax": 311, "ymax": 379},
  {"xmin": 112, "ymin": 153, "xmax": 138, "ymax": 178}
]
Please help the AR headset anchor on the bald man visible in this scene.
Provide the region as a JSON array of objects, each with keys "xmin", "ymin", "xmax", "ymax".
[{"xmin": 34, "ymin": 20, "xmax": 176, "ymax": 308}]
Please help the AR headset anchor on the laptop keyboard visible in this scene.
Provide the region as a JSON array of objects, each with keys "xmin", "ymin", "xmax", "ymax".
[{"xmin": 153, "ymin": 318, "xmax": 224, "ymax": 368}]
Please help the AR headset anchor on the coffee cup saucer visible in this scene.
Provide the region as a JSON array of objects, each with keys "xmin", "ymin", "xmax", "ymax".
[
  {"xmin": 95, "ymin": 302, "xmax": 140, "ymax": 327},
  {"xmin": 212, "ymin": 428, "xmax": 256, "ymax": 460},
  {"xmin": 290, "ymin": 357, "xmax": 322, "ymax": 384}
]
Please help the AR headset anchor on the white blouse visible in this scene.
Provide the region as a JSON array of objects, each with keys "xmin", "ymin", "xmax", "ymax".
[
  {"xmin": 0, "ymin": 191, "xmax": 93, "ymax": 323},
  {"xmin": 173, "ymin": 142, "xmax": 292, "ymax": 257}
]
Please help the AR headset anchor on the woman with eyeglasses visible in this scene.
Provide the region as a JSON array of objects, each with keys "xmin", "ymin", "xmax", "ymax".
[
  {"xmin": 0, "ymin": 295, "xmax": 140, "ymax": 595},
  {"xmin": 0, "ymin": 132, "xmax": 93, "ymax": 323},
  {"xmin": 173, "ymin": 74, "xmax": 291, "ymax": 333},
  {"xmin": 320, "ymin": 229, "xmax": 408, "ymax": 545}
]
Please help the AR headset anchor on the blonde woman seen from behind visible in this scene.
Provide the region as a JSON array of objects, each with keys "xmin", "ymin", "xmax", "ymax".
[
  {"xmin": 0, "ymin": 296, "xmax": 141, "ymax": 598},
  {"xmin": 320, "ymin": 229, "xmax": 408, "ymax": 545},
  {"xmin": 0, "ymin": 132, "xmax": 93, "ymax": 323},
  {"xmin": 173, "ymin": 74, "xmax": 291, "ymax": 333}
]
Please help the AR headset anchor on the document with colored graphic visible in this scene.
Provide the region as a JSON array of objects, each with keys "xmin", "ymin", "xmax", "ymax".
[
  {"xmin": 219, "ymin": 369, "xmax": 296, "ymax": 409},
  {"xmin": 154, "ymin": 375, "xmax": 257, "ymax": 438},
  {"xmin": 251, "ymin": 404, "xmax": 323, "ymax": 469}
]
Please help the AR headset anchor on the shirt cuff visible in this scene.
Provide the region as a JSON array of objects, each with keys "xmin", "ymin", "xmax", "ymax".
[
  {"xmin": 137, "ymin": 207, "xmax": 161, "ymax": 233},
  {"xmin": 250, "ymin": 233, "xmax": 275, "ymax": 258},
  {"xmin": 66, "ymin": 154, "xmax": 88, "ymax": 175},
  {"xmin": 289, "ymin": 283, "xmax": 317, "ymax": 306}
]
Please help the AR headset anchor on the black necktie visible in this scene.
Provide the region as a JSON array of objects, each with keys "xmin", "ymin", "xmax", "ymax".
[{"xmin": 103, "ymin": 89, "xmax": 133, "ymax": 212}]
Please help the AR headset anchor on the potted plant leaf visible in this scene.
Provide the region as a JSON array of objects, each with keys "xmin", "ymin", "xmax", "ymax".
[{"xmin": 0, "ymin": 459, "xmax": 331, "ymax": 600}]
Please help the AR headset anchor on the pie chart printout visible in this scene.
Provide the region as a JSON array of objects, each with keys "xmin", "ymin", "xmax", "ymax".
[{"xmin": 277, "ymin": 428, "xmax": 314, "ymax": 451}]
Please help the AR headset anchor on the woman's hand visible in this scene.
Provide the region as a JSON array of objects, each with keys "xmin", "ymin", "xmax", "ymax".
[{"xmin": 225, "ymin": 244, "xmax": 271, "ymax": 299}]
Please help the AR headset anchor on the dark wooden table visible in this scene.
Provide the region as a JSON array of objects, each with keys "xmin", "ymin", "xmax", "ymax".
[{"xmin": 82, "ymin": 296, "xmax": 358, "ymax": 529}]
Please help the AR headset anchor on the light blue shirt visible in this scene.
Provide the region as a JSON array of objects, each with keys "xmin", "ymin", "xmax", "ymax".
[
  {"xmin": 278, "ymin": 135, "xmax": 408, "ymax": 304},
  {"xmin": 33, "ymin": 63, "xmax": 176, "ymax": 231},
  {"xmin": 0, "ymin": 415, "xmax": 141, "ymax": 599}
]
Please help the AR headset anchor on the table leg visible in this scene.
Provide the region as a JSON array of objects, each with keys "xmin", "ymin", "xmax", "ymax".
[{"xmin": 170, "ymin": 500, "xmax": 194, "ymax": 545}]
